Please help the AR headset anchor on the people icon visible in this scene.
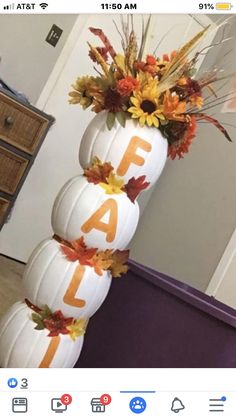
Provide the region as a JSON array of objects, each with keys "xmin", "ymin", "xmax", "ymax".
[{"xmin": 129, "ymin": 397, "xmax": 147, "ymax": 414}]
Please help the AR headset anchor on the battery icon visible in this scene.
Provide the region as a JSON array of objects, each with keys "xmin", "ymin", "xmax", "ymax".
[{"xmin": 215, "ymin": 2, "xmax": 233, "ymax": 9}]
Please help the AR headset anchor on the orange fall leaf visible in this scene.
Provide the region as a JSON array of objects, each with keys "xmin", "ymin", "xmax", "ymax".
[
  {"xmin": 92, "ymin": 250, "xmax": 114, "ymax": 276},
  {"xmin": 84, "ymin": 160, "xmax": 114, "ymax": 184},
  {"xmin": 60, "ymin": 236, "xmax": 98, "ymax": 266},
  {"xmin": 109, "ymin": 249, "xmax": 130, "ymax": 278}
]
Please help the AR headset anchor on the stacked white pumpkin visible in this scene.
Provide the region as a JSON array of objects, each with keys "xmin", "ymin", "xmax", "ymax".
[{"xmin": 0, "ymin": 112, "xmax": 167, "ymax": 368}]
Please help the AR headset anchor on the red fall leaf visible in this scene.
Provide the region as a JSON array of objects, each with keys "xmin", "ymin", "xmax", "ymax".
[
  {"xmin": 123, "ymin": 175, "xmax": 150, "ymax": 203},
  {"xmin": 43, "ymin": 310, "xmax": 73, "ymax": 337}
]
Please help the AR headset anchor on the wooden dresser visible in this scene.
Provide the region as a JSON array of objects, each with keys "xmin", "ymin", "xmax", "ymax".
[{"xmin": 0, "ymin": 88, "xmax": 54, "ymax": 230}]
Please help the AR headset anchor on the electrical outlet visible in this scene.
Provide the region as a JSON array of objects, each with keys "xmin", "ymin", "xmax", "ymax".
[{"xmin": 46, "ymin": 24, "xmax": 63, "ymax": 47}]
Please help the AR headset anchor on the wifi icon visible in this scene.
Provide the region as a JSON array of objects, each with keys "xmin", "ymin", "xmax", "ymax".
[{"xmin": 39, "ymin": 2, "xmax": 48, "ymax": 9}]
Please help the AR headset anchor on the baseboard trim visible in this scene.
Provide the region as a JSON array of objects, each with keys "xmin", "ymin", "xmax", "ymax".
[{"xmin": 0, "ymin": 253, "xmax": 26, "ymax": 265}]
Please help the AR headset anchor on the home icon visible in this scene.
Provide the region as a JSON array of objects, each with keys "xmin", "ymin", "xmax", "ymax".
[{"xmin": 91, "ymin": 398, "xmax": 106, "ymax": 413}]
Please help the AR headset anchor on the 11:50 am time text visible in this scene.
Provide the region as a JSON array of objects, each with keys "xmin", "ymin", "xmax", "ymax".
[{"xmin": 101, "ymin": 3, "xmax": 137, "ymax": 10}]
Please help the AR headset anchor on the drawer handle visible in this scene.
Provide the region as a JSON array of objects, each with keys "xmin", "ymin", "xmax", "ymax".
[{"xmin": 4, "ymin": 116, "xmax": 14, "ymax": 127}]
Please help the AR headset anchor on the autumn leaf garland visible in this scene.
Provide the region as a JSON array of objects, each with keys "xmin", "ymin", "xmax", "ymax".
[
  {"xmin": 51, "ymin": 159, "xmax": 149, "ymax": 277},
  {"xmin": 25, "ymin": 299, "xmax": 86, "ymax": 341},
  {"xmin": 84, "ymin": 157, "xmax": 150, "ymax": 202},
  {"xmin": 53, "ymin": 235, "xmax": 129, "ymax": 278},
  {"xmin": 56, "ymin": 236, "xmax": 97, "ymax": 266},
  {"xmin": 53, "ymin": 158, "xmax": 149, "ymax": 277}
]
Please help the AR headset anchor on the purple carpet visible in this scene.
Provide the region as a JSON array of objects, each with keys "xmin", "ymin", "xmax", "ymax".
[{"xmin": 75, "ymin": 260, "xmax": 236, "ymax": 367}]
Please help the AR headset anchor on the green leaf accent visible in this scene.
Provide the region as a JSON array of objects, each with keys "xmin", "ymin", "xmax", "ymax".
[
  {"xmin": 187, "ymin": 68, "xmax": 197, "ymax": 77},
  {"xmin": 41, "ymin": 305, "xmax": 53, "ymax": 319},
  {"xmin": 34, "ymin": 324, "xmax": 45, "ymax": 331},
  {"xmin": 138, "ymin": 15, "xmax": 152, "ymax": 61},
  {"xmin": 31, "ymin": 313, "xmax": 45, "ymax": 330},
  {"xmin": 32, "ymin": 313, "xmax": 41, "ymax": 323},
  {"xmin": 116, "ymin": 111, "xmax": 126, "ymax": 128},
  {"xmin": 107, "ymin": 64, "xmax": 116, "ymax": 87},
  {"xmin": 94, "ymin": 76, "xmax": 110, "ymax": 90},
  {"xmin": 106, "ymin": 112, "xmax": 116, "ymax": 130}
]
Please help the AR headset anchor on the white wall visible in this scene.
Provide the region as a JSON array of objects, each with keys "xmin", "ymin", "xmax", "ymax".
[
  {"xmin": 0, "ymin": 15, "xmax": 77, "ymax": 103},
  {"xmin": 0, "ymin": 14, "xmax": 216, "ymax": 270},
  {"xmin": 130, "ymin": 19, "xmax": 236, "ymax": 291}
]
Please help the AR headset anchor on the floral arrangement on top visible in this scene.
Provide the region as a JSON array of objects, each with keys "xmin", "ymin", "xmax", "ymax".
[{"xmin": 69, "ymin": 17, "xmax": 232, "ymax": 159}]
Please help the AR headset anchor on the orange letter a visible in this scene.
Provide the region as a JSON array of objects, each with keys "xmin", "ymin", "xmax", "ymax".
[
  {"xmin": 81, "ymin": 199, "xmax": 118, "ymax": 243},
  {"xmin": 117, "ymin": 136, "xmax": 152, "ymax": 176}
]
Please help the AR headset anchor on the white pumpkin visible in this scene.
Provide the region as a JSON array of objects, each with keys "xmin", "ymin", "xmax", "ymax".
[
  {"xmin": 79, "ymin": 111, "xmax": 168, "ymax": 188},
  {"xmin": 51, "ymin": 175, "xmax": 139, "ymax": 249},
  {"xmin": 0, "ymin": 302, "xmax": 84, "ymax": 368},
  {"xmin": 23, "ymin": 238, "xmax": 112, "ymax": 319}
]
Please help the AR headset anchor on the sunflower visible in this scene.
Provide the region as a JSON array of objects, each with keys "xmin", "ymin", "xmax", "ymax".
[
  {"xmin": 128, "ymin": 79, "xmax": 165, "ymax": 128},
  {"xmin": 91, "ymin": 92, "xmax": 105, "ymax": 113},
  {"xmin": 69, "ymin": 76, "xmax": 103, "ymax": 109}
]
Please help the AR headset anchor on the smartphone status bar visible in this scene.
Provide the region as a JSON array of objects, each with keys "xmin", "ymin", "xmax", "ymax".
[{"xmin": 0, "ymin": 0, "xmax": 235, "ymax": 14}]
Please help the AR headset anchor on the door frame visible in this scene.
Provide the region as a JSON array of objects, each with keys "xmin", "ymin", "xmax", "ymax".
[
  {"xmin": 206, "ymin": 228, "xmax": 236, "ymax": 296},
  {"xmin": 36, "ymin": 14, "xmax": 89, "ymax": 110}
]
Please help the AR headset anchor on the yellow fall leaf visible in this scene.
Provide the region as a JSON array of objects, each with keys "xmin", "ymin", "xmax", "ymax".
[
  {"xmin": 111, "ymin": 262, "xmax": 128, "ymax": 278},
  {"xmin": 92, "ymin": 156, "xmax": 103, "ymax": 166},
  {"xmin": 114, "ymin": 54, "xmax": 128, "ymax": 75},
  {"xmin": 99, "ymin": 173, "xmax": 125, "ymax": 195},
  {"xmin": 67, "ymin": 318, "xmax": 87, "ymax": 341}
]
